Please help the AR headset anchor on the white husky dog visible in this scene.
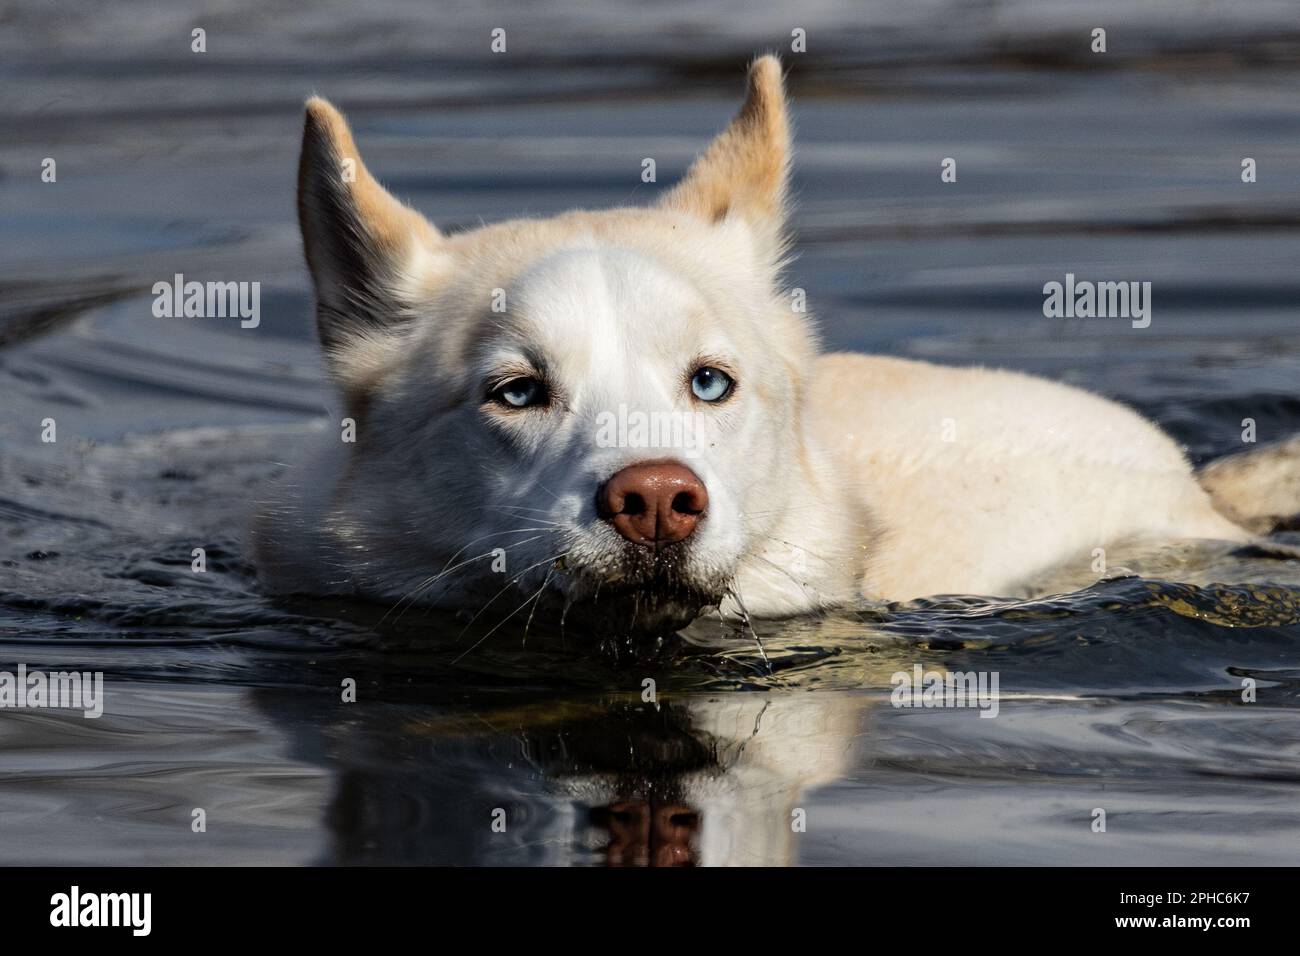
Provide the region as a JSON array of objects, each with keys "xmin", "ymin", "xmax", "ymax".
[{"xmin": 255, "ymin": 56, "xmax": 1299, "ymax": 637}]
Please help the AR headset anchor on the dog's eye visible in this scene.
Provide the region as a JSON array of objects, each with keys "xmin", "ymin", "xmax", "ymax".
[
  {"xmin": 492, "ymin": 376, "xmax": 548, "ymax": 409},
  {"xmin": 690, "ymin": 366, "xmax": 733, "ymax": 403}
]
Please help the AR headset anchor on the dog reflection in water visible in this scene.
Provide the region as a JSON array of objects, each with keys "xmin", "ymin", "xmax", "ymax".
[
  {"xmin": 588, "ymin": 800, "xmax": 700, "ymax": 867},
  {"xmin": 262, "ymin": 684, "xmax": 864, "ymax": 866},
  {"xmin": 522, "ymin": 693, "xmax": 862, "ymax": 867}
]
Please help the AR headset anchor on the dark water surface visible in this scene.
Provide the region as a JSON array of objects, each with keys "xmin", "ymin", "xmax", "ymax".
[{"xmin": 2, "ymin": 1, "xmax": 1300, "ymax": 864}]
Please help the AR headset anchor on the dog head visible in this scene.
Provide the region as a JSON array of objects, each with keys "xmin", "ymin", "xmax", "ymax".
[{"xmin": 293, "ymin": 57, "xmax": 817, "ymax": 636}]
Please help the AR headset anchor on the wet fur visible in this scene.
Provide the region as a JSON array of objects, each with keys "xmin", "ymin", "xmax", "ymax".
[{"xmin": 254, "ymin": 56, "xmax": 1298, "ymax": 637}]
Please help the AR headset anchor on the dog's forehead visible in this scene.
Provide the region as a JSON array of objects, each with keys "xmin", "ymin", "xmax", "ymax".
[{"xmin": 501, "ymin": 244, "xmax": 713, "ymax": 364}]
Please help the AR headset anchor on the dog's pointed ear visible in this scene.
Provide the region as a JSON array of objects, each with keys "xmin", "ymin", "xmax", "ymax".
[
  {"xmin": 660, "ymin": 55, "xmax": 790, "ymax": 259},
  {"xmin": 298, "ymin": 97, "xmax": 442, "ymax": 354}
]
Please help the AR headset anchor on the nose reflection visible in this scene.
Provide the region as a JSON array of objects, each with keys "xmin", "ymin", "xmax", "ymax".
[
  {"xmin": 590, "ymin": 799, "xmax": 700, "ymax": 867},
  {"xmin": 253, "ymin": 683, "xmax": 864, "ymax": 865}
]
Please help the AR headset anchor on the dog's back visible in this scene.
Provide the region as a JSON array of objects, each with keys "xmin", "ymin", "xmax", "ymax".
[{"xmin": 806, "ymin": 353, "xmax": 1251, "ymax": 600}]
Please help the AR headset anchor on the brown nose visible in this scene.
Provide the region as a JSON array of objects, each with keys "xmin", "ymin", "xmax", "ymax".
[{"xmin": 598, "ymin": 461, "xmax": 708, "ymax": 546}]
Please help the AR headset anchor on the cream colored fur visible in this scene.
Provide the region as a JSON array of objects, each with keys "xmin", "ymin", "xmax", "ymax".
[{"xmin": 254, "ymin": 56, "xmax": 1291, "ymax": 635}]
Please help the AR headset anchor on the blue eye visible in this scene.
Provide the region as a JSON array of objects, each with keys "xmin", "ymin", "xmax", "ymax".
[
  {"xmin": 690, "ymin": 366, "xmax": 734, "ymax": 403},
  {"xmin": 494, "ymin": 377, "xmax": 548, "ymax": 408}
]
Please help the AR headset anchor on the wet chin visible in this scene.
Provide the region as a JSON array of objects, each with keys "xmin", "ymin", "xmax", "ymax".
[
  {"xmin": 567, "ymin": 590, "xmax": 713, "ymax": 638},
  {"xmin": 564, "ymin": 544, "xmax": 725, "ymax": 638}
]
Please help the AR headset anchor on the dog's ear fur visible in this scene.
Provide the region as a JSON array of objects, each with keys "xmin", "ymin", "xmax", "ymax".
[
  {"xmin": 660, "ymin": 56, "xmax": 790, "ymax": 263},
  {"xmin": 298, "ymin": 97, "xmax": 442, "ymax": 357}
]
